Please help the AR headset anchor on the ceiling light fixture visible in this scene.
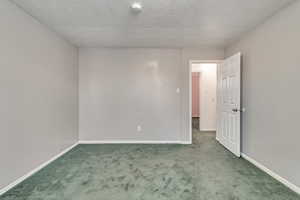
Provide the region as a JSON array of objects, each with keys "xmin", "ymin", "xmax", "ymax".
[{"xmin": 131, "ymin": 2, "xmax": 143, "ymax": 13}]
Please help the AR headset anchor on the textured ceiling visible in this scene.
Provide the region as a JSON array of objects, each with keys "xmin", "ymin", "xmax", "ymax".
[{"xmin": 10, "ymin": 0, "xmax": 295, "ymax": 48}]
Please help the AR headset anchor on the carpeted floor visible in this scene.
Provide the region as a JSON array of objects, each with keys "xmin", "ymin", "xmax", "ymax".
[
  {"xmin": 1, "ymin": 131, "xmax": 299, "ymax": 200},
  {"xmin": 192, "ymin": 117, "xmax": 200, "ymax": 130}
]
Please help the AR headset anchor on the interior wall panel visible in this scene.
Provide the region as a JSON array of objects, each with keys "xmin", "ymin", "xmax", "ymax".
[
  {"xmin": 0, "ymin": 0, "xmax": 78, "ymax": 190},
  {"xmin": 225, "ymin": 0, "xmax": 300, "ymax": 188}
]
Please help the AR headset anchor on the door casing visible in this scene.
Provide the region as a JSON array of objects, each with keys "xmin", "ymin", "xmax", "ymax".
[{"xmin": 188, "ymin": 60, "xmax": 222, "ymax": 144}]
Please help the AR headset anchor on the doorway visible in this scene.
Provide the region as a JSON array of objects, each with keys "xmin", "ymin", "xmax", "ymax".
[
  {"xmin": 190, "ymin": 61, "xmax": 218, "ymax": 134},
  {"xmin": 189, "ymin": 53, "xmax": 241, "ymax": 157}
]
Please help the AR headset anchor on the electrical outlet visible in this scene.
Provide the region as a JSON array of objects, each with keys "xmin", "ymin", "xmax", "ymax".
[{"xmin": 137, "ymin": 125, "xmax": 142, "ymax": 132}]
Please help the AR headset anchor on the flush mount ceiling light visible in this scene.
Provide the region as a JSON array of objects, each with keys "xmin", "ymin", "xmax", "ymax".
[{"xmin": 130, "ymin": 2, "xmax": 143, "ymax": 13}]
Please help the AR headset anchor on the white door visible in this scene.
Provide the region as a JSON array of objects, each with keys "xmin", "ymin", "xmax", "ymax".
[{"xmin": 217, "ymin": 53, "xmax": 241, "ymax": 157}]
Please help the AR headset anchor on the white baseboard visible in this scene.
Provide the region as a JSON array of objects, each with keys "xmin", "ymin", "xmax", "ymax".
[
  {"xmin": 241, "ymin": 153, "xmax": 300, "ymax": 195},
  {"xmin": 199, "ymin": 129, "xmax": 216, "ymax": 132},
  {"xmin": 0, "ymin": 142, "xmax": 79, "ymax": 196},
  {"xmin": 79, "ymin": 140, "xmax": 189, "ymax": 144},
  {"xmin": 181, "ymin": 141, "xmax": 192, "ymax": 145}
]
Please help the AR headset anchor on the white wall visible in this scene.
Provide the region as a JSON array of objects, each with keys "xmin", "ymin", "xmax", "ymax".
[
  {"xmin": 79, "ymin": 48, "xmax": 181, "ymax": 141},
  {"xmin": 225, "ymin": 0, "xmax": 300, "ymax": 188},
  {"xmin": 79, "ymin": 48, "xmax": 224, "ymax": 142},
  {"xmin": 0, "ymin": 0, "xmax": 78, "ymax": 190},
  {"xmin": 192, "ymin": 64, "xmax": 217, "ymax": 131}
]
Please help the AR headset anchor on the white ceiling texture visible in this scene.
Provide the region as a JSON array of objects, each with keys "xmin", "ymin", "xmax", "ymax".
[{"xmin": 10, "ymin": 0, "xmax": 295, "ymax": 48}]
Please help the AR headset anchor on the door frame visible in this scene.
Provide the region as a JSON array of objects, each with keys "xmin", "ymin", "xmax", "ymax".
[{"xmin": 188, "ymin": 60, "xmax": 222, "ymax": 144}]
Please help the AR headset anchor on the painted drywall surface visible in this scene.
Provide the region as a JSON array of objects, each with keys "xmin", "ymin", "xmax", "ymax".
[
  {"xmin": 10, "ymin": 0, "xmax": 295, "ymax": 48},
  {"xmin": 0, "ymin": 0, "xmax": 78, "ymax": 189},
  {"xmin": 192, "ymin": 64, "xmax": 217, "ymax": 131},
  {"xmin": 225, "ymin": 1, "xmax": 300, "ymax": 188},
  {"xmin": 79, "ymin": 48, "xmax": 224, "ymax": 142},
  {"xmin": 79, "ymin": 48, "xmax": 182, "ymax": 141}
]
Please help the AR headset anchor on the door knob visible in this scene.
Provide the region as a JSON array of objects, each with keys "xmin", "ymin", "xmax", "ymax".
[{"xmin": 232, "ymin": 108, "xmax": 246, "ymax": 112}]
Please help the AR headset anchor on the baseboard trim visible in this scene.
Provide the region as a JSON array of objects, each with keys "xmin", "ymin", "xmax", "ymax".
[
  {"xmin": 241, "ymin": 153, "xmax": 300, "ymax": 195},
  {"xmin": 180, "ymin": 141, "xmax": 192, "ymax": 145},
  {"xmin": 199, "ymin": 129, "xmax": 216, "ymax": 132},
  {"xmin": 0, "ymin": 142, "xmax": 79, "ymax": 196},
  {"xmin": 78, "ymin": 140, "xmax": 189, "ymax": 144}
]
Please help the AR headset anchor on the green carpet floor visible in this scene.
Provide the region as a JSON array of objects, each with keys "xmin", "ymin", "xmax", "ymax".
[{"xmin": 1, "ymin": 131, "xmax": 299, "ymax": 200}]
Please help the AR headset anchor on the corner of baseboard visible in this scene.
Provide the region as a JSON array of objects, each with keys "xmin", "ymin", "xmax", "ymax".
[{"xmin": 241, "ymin": 153, "xmax": 300, "ymax": 195}]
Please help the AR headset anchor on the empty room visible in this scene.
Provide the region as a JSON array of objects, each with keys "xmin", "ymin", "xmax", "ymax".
[{"xmin": 0, "ymin": 0, "xmax": 300, "ymax": 199}]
